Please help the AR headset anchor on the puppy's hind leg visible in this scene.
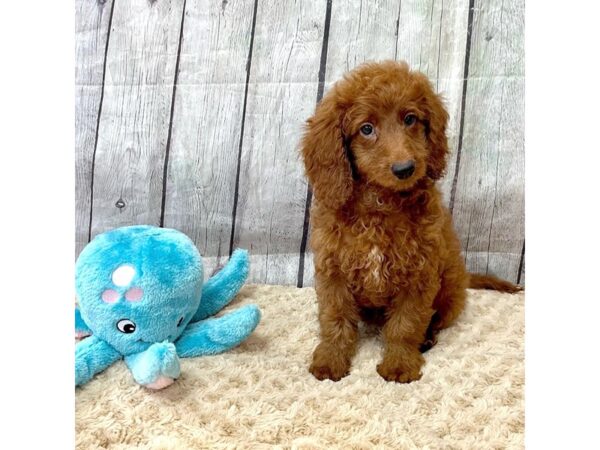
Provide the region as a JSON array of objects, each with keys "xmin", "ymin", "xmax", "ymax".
[
  {"xmin": 419, "ymin": 311, "xmax": 441, "ymax": 353},
  {"xmin": 421, "ymin": 260, "xmax": 468, "ymax": 353}
]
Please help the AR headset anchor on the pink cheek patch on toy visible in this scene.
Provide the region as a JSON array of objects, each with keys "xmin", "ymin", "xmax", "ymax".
[
  {"xmin": 101, "ymin": 289, "xmax": 120, "ymax": 303},
  {"xmin": 125, "ymin": 287, "xmax": 143, "ymax": 302}
]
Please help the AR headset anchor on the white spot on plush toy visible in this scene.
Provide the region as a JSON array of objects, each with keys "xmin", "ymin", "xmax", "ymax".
[{"xmin": 112, "ymin": 265, "xmax": 135, "ymax": 286}]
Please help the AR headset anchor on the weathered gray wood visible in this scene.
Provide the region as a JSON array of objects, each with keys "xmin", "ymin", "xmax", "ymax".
[
  {"xmin": 324, "ymin": 0, "xmax": 399, "ymax": 84},
  {"xmin": 89, "ymin": 0, "xmax": 184, "ymax": 239},
  {"xmin": 396, "ymin": 0, "xmax": 470, "ymax": 204},
  {"xmin": 162, "ymin": 0, "xmax": 255, "ymax": 278},
  {"xmin": 75, "ymin": 0, "xmax": 113, "ymax": 256},
  {"xmin": 75, "ymin": 0, "xmax": 525, "ymax": 287},
  {"xmin": 232, "ymin": 0, "xmax": 327, "ymax": 284},
  {"xmin": 451, "ymin": 0, "xmax": 525, "ymax": 282}
]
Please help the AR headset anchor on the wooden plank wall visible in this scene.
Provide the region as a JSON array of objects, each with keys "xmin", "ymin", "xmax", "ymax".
[
  {"xmin": 163, "ymin": 0, "xmax": 255, "ymax": 277},
  {"xmin": 75, "ymin": 0, "xmax": 525, "ymax": 286},
  {"xmin": 75, "ymin": 0, "xmax": 114, "ymax": 257}
]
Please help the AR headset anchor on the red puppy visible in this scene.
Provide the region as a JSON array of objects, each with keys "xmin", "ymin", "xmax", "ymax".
[{"xmin": 300, "ymin": 60, "xmax": 521, "ymax": 383}]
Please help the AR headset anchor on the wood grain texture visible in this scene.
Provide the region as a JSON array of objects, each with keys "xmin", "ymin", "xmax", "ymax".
[
  {"xmin": 396, "ymin": 0, "xmax": 470, "ymax": 204},
  {"xmin": 325, "ymin": 0, "xmax": 399, "ymax": 84},
  {"xmin": 75, "ymin": 0, "xmax": 525, "ymax": 286},
  {"xmin": 162, "ymin": 0, "xmax": 255, "ymax": 278},
  {"xmin": 231, "ymin": 0, "xmax": 327, "ymax": 284},
  {"xmin": 89, "ymin": 0, "xmax": 184, "ymax": 239},
  {"xmin": 451, "ymin": 0, "xmax": 525, "ymax": 282},
  {"xmin": 75, "ymin": 0, "xmax": 113, "ymax": 256}
]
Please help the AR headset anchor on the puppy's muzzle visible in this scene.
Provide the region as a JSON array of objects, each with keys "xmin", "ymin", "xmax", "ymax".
[{"xmin": 391, "ymin": 161, "xmax": 416, "ymax": 180}]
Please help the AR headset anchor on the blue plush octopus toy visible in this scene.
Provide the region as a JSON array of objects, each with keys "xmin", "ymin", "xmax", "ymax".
[{"xmin": 75, "ymin": 225, "xmax": 260, "ymax": 389}]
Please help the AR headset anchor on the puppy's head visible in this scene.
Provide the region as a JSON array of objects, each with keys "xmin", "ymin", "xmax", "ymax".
[{"xmin": 301, "ymin": 61, "xmax": 449, "ymax": 210}]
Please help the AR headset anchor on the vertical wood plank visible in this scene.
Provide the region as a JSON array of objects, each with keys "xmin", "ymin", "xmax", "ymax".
[
  {"xmin": 162, "ymin": 0, "xmax": 256, "ymax": 278},
  {"xmin": 396, "ymin": 0, "xmax": 470, "ymax": 205},
  {"xmin": 301, "ymin": 0, "xmax": 401, "ymax": 287},
  {"xmin": 75, "ymin": 0, "xmax": 113, "ymax": 256},
  {"xmin": 451, "ymin": 0, "xmax": 525, "ymax": 282},
  {"xmin": 89, "ymin": 0, "xmax": 185, "ymax": 238},
  {"xmin": 232, "ymin": 0, "xmax": 327, "ymax": 285},
  {"xmin": 76, "ymin": 0, "xmax": 524, "ymax": 287},
  {"xmin": 517, "ymin": 242, "xmax": 525, "ymax": 286},
  {"xmin": 324, "ymin": 0, "xmax": 400, "ymax": 84}
]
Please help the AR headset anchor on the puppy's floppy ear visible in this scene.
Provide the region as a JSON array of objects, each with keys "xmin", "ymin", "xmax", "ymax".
[
  {"xmin": 423, "ymin": 89, "xmax": 450, "ymax": 180},
  {"xmin": 300, "ymin": 91, "xmax": 353, "ymax": 210}
]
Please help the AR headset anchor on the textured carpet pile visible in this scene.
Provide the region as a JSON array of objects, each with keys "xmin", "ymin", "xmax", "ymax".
[{"xmin": 76, "ymin": 284, "xmax": 524, "ymax": 449}]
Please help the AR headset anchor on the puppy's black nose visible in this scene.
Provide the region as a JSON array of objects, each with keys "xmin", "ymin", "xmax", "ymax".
[{"xmin": 391, "ymin": 161, "xmax": 416, "ymax": 180}]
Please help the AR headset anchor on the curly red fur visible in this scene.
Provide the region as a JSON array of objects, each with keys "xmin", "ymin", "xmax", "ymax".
[{"xmin": 300, "ymin": 61, "xmax": 522, "ymax": 383}]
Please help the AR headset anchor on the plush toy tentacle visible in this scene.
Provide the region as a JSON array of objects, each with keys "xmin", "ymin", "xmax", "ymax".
[
  {"xmin": 124, "ymin": 341, "xmax": 181, "ymax": 389},
  {"xmin": 192, "ymin": 248, "xmax": 250, "ymax": 322},
  {"xmin": 177, "ymin": 304, "xmax": 260, "ymax": 358},
  {"xmin": 75, "ymin": 336, "xmax": 122, "ymax": 386},
  {"xmin": 75, "ymin": 305, "xmax": 92, "ymax": 338}
]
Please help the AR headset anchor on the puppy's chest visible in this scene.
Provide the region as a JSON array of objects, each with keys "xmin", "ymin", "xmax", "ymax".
[{"xmin": 337, "ymin": 216, "xmax": 436, "ymax": 296}]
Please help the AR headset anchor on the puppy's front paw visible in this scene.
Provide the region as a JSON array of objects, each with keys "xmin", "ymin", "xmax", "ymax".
[
  {"xmin": 309, "ymin": 362, "xmax": 349, "ymax": 381},
  {"xmin": 309, "ymin": 344, "xmax": 350, "ymax": 381},
  {"xmin": 376, "ymin": 353, "xmax": 424, "ymax": 383}
]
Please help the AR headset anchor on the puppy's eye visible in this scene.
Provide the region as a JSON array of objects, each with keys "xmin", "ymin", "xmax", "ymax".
[
  {"xmin": 403, "ymin": 114, "xmax": 417, "ymax": 126},
  {"xmin": 177, "ymin": 317, "xmax": 184, "ymax": 327},
  {"xmin": 360, "ymin": 123, "xmax": 374, "ymax": 136},
  {"xmin": 116, "ymin": 319, "xmax": 136, "ymax": 334}
]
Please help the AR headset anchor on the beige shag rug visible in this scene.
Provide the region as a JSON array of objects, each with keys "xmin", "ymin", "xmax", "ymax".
[{"xmin": 76, "ymin": 284, "xmax": 524, "ymax": 449}]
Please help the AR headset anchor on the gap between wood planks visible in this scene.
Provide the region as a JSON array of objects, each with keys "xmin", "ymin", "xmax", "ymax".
[{"xmin": 297, "ymin": 0, "xmax": 333, "ymax": 288}]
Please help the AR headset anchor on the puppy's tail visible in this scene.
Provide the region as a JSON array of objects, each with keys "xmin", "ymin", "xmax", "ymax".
[{"xmin": 468, "ymin": 273, "xmax": 523, "ymax": 293}]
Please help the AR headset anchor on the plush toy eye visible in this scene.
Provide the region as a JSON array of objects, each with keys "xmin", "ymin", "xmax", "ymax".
[
  {"xmin": 116, "ymin": 319, "xmax": 136, "ymax": 334},
  {"xmin": 360, "ymin": 123, "xmax": 374, "ymax": 136},
  {"xmin": 403, "ymin": 114, "xmax": 417, "ymax": 126},
  {"xmin": 177, "ymin": 317, "xmax": 184, "ymax": 327}
]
